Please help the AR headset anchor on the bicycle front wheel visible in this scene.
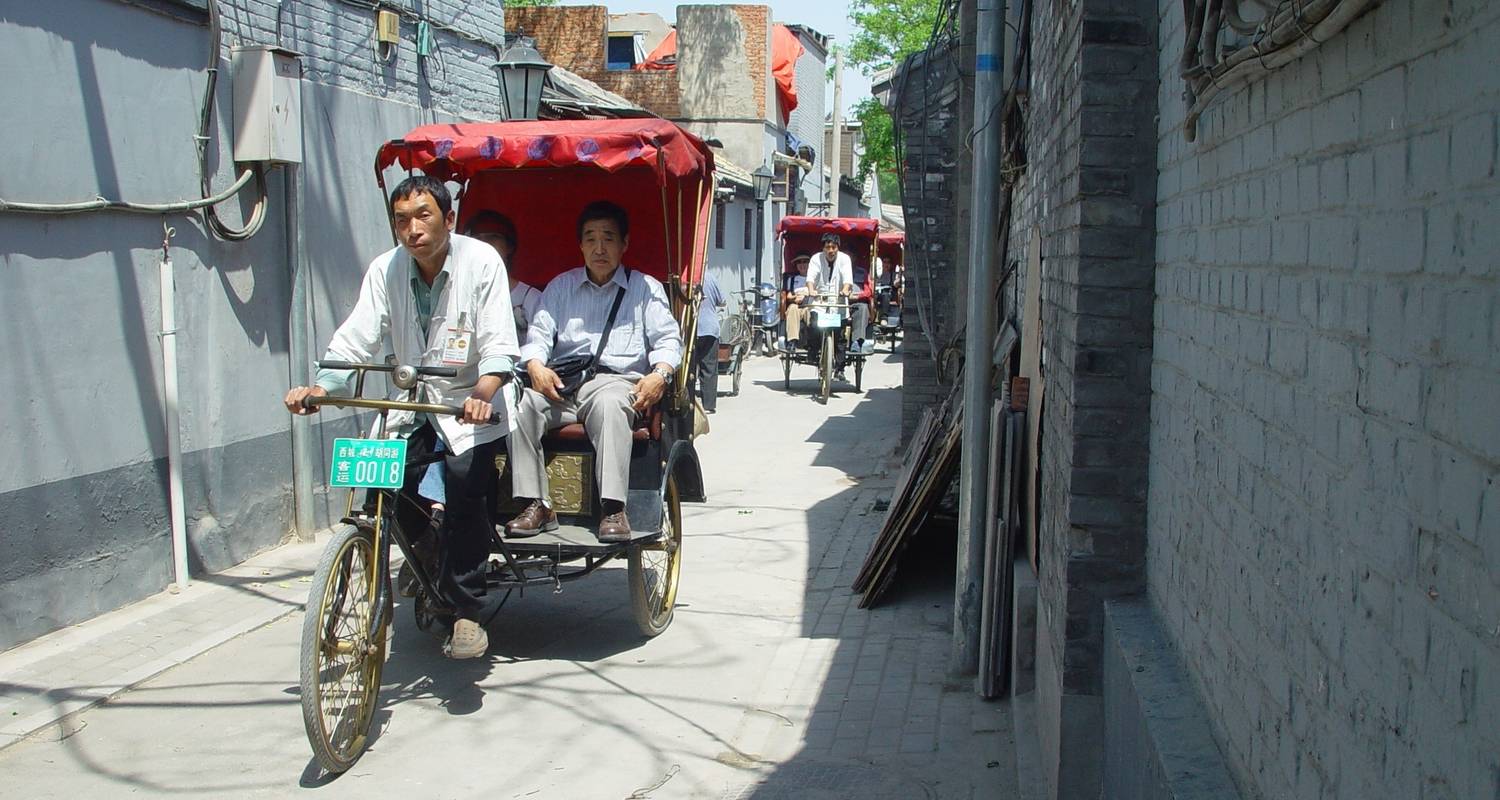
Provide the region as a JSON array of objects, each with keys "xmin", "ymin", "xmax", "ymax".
[
  {"xmin": 818, "ymin": 332, "xmax": 833, "ymax": 404},
  {"xmin": 301, "ymin": 522, "xmax": 387, "ymax": 774}
]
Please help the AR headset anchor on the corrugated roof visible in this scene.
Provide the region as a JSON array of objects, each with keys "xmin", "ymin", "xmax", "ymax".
[{"xmin": 542, "ymin": 66, "xmax": 653, "ymax": 118}]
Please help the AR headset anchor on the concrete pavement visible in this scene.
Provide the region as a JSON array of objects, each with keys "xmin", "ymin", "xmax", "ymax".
[{"xmin": 0, "ymin": 349, "xmax": 1018, "ymax": 798}]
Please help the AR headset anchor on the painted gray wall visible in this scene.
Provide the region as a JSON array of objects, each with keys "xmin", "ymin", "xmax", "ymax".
[
  {"xmin": 0, "ymin": 0, "xmax": 504, "ymax": 650},
  {"xmin": 786, "ymin": 27, "xmax": 828, "ymax": 210},
  {"xmin": 1151, "ymin": 0, "xmax": 1500, "ymax": 797}
]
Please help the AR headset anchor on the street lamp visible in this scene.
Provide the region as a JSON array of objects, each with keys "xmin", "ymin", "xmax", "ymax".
[
  {"xmin": 751, "ymin": 164, "xmax": 775, "ymax": 290},
  {"xmin": 493, "ymin": 39, "xmax": 552, "ymax": 121}
]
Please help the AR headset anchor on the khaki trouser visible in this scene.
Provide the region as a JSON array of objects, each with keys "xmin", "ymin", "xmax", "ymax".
[
  {"xmin": 509, "ymin": 373, "xmax": 640, "ymax": 504},
  {"xmin": 785, "ymin": 303, "xmax": 808, "ymax": 341}
]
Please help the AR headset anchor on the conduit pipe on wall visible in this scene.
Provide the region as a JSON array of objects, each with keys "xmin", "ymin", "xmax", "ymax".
[
  {"xmin": 287, "ymin": 166, "xmax": 316, "ymax": 540},
  {"xmin": 953, "ymin": 0, "xmax": 1006, "ymax": 676},
  {"xmin": 158, "ymin": 228, "xmax": 191, "ymax": 589}
]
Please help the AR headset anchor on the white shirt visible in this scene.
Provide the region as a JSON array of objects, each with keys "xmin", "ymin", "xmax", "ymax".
[
  {"xmin": 521, "ymin": 265, "xmax": 683, "ymax": 376},
  {"xmin": 808, "ymin": 250, "xmax": 854, "ymax": 296},
  {"xmin": 511, "ymin": 281, "xmax": 542, "ymax": 336},
  {"xmin": 314, "ymin": 234, "xmax": 520, "ymax": 455}
]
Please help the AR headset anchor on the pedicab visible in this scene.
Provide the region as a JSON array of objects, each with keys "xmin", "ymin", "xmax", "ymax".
[
  {"xmin": 876, "ymin": 231, "xmax": 905, "ymax": 352},
  {"xmin": 775, "ymin": 216, "xmax": 878, "ymax": 404},
  {"xmin": 296, "ymin": 118, "xmax": 714, "ymax": 774}
]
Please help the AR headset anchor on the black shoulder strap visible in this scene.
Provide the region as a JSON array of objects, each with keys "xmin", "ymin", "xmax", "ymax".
[{"xmin": 592, "ymin": 268, "xmax": 630, "ymax": 365}]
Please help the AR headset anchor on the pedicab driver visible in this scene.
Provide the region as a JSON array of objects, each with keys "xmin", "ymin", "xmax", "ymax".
[
  {"xmin": 807, "ymin": 233, "xmax": 873, "ymax": 355},
  {"xmin": 283, "ymin": 175, "xmax": 520, "ymax": 660},
  {"xmin": 505, "ymin": 201, "xmax": 683, "ymax": 543}
]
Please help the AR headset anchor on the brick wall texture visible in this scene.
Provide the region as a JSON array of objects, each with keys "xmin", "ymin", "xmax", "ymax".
[
  {"xmin": 221, "ymin": 0, "xmax": 506, "ymax": 119},
  {"xmin": 1150, "ymin": 0, "xmax": 1500, "ymax": 797},
  {"xmin": 508, "ymin": 5, "xmax": 681, "ymax": 118}
]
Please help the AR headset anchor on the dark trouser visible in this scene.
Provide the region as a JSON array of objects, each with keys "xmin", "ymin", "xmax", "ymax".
[
  {"xmin": 690, "ymin": 334, "xmax": 719, "ymax": 411},
  {"xmin": 387, "ymin": 423, "xmax": 500, "ymax": 620}
]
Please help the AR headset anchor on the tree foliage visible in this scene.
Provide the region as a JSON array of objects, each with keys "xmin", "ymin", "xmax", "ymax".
[
  {"xmin": 846, "ymin": 0, "xmax": 943, "ymax": 75},
  {"xmin": 845, "ymin": 0, "xmax": 943, "ymax": 197}
]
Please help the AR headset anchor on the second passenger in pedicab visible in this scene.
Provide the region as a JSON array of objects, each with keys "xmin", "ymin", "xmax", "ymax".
[
  {"xmin": 505, "ymin": 201, "xmax": 684, "ymax": 543},
  {"xmin": 778, "ymin": 252, "xmax": 811, "ymax": 350}
]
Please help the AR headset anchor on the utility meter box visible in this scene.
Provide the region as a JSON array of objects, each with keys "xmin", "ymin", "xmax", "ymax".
[{"xmin": 231, "ymin": 46, "xmax": 303, "ymax": 164}]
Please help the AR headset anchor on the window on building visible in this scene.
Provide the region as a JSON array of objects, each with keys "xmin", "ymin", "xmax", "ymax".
[
  {"xmin": 743, "ymin": 208, "xmax": 754, "ymax": 250},
  {"xmin": 606, "ymin": 34, "xmax": 638, "ymax": 70},
  {"xmin": 715, "ymin": 204, "xmax": 726, "ymax": 249}
]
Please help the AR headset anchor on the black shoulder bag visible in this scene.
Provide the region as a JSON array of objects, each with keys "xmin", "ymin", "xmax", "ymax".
[{"xmin": 529, "ymin": 272, "xmax": 629, "ymax": 399}]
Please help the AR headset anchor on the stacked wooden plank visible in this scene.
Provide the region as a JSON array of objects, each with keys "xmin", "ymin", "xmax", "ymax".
[{"xmin": 853, "ymin": 382, "xmax": 966, "ymax": 607}]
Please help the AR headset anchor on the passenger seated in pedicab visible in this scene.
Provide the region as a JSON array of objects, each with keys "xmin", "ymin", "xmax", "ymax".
[
  {"xmin": 505, "ymin": 201, "xmax": 684, "ymax": 543},
  {"xmin": 464, "ymin": 210, "xmax": 543, "ymax": 337},
  {"xmin": 778, "ymin": 253, "xmax": 812, "ymax": 350},
  {"xmin": 807, "ymin": 233, "xmax": 874, "ymax": 355}
]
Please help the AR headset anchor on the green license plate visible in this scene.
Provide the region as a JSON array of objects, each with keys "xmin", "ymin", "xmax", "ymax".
[{"xmin": 329, "ymin": 438, "xmax": 407, "ymax": 489}]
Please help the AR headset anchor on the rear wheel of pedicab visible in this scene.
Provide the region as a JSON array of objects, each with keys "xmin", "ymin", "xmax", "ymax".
[
  {"xmin": 628, "ymin": 476, "xmax": 683, "ymax": 636},
  {"xmin": 818, "ymin": 331, "xmax": 833, "ymax": 405},
  {"xmin": 301, "ymin": 522, "xmax": 387, "ymax": 774},
  {"xmin": 854, "ymin": 357, "xmax": 864, "ymax": 393}
]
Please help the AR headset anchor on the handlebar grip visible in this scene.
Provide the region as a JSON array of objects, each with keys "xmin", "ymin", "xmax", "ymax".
[
  {"xmin": 417, "ymin": 365, "xmax": 459, "ymax": 378},
  {"xmin": 316, "ymin": 359, "xmax": 372, "ymax": 371}
]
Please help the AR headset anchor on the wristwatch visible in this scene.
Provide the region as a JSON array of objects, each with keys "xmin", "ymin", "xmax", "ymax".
[{"xmin": 653, "ymin": 365, "xmax": 673, "ymax": 382}]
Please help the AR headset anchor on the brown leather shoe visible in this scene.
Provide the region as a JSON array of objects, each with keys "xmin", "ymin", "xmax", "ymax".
[
  {"xmin": 597, "ymin": 510, "xmax": 632, "ymax": 543},
  {"xmin": 505, "ymin": 500, "xmax": 557, "ymax": 538}
]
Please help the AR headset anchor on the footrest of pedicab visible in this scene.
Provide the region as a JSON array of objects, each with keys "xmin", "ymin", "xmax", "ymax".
[{"xmin": 501, "ymin": 524, "xmax": 664, "ymax": 555}]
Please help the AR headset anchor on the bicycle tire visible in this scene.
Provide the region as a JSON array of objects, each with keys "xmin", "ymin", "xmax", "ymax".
[
  {"xmin": 300, "ymin": 522, "xmax": 387, "ymax": 774},
  {"xmin": 628, "ymin": 476, "xmax": 683, "ymax": 636}
]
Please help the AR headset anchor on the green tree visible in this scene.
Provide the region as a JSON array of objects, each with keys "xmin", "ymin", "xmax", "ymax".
[{"xmin": 844, "ymin": 0, "xmax": 943, "ymax": 195}]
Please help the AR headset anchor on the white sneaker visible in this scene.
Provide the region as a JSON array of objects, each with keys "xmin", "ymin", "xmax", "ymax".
[
  {"xmin": 445, "ymin": 618, "xmax": 489, "ymax": 659},
  {"xmin": 776, "ymin": 337, "xmax": 788, "ymax": 351}
]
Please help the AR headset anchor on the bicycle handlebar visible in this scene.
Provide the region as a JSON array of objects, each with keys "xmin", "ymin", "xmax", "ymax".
[
  {"xmin": 317, "ymin": 359, "xmax": 458, "ymax": 378},
  {"xmin": 303, "ymin": 395, "xmax": 502, "ymax": 425}
]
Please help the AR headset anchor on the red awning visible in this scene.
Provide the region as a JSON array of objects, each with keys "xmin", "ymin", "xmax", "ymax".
[
  {"xmin": 634, "ymin": 29, "xmax": 677, "ymax": 71},
  {"xmin": 778, "ymin": 215, "xmax": 880, "ymax": 236},
  {"xmin": 772, "ymin": 25, "xmax": 804, "ymax": 124}
]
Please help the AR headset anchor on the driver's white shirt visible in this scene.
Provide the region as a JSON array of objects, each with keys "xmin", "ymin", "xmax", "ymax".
[{"xmin": 807, "ymin": 250, "xmax": 853, "ymax": 296}]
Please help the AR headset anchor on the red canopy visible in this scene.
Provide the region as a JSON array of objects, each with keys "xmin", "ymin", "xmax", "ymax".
[
  {"xmin": 635, "ymin": 30, "xmax": 677, "ymax": 71},
  {"xmin": 777, "ymin": 216, "xmax": 878, "ymax": 300},
  {"xmin": 878, "ymin": 232, "xmax": 905, "ymax": 267},
  {"xmin": 375, "ymin": 119, "xmax": 715, "ymax": 290}
]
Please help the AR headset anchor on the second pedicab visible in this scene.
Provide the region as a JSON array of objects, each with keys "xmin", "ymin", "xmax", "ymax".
[
  {"xmin": 875, "ymin": 231, "xmax": 904, "ymax": 352},
  {"xmin": 296, "ymin": 117, "xmax": 715, "ymax": 774},
  {"xmin": 775, "ymin": 215, "xmax": 879, "ymax": 404}
]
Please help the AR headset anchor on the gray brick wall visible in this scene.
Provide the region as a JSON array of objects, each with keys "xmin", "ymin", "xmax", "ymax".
[
  {"xmin": 893, "ymin": 45, "xmax": 968, "ymax": 442},
  {"xmin": 218, "ymin": 0, "xmax": 506, "ymax": 119},
  {"xmin": 1151, "ymin": 0, "xmax": 1500, "ymax": 797}
]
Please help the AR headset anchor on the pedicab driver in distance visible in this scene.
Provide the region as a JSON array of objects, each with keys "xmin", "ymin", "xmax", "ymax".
[
  {"xmin": 808, "ymin": 233, "xmax": 874, "ymax": 355},
  {"xmin": 504, "ymin": 201, "xmax": 683, "ymax": 544},
  {"xmin": 283, "ymin": 175, "xmax": 520, "ymax": 660}
]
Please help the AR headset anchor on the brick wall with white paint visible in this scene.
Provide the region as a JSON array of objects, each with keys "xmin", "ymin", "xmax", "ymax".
[{"xmin": 1150, "ymin": 0, "xmax": 1500, "ymax": 797}]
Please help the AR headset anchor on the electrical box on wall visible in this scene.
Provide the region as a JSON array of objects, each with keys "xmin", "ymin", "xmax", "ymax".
[
  {"xmin": 377, "ymin": 10, "xmax": 401, "ymax": 44},
  {"xmin": 231, "ymin": 46, "xmax": 303, "ymax": 164}
]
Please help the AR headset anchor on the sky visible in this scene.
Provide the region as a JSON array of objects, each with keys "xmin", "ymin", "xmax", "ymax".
[{"xmin": 555, "ymin": 0, "xmax": 875, "ymax": 109}]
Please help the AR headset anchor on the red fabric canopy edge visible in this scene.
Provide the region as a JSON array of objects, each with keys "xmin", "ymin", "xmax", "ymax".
[
  {"xmin": 772, "ymin": 25, "xmax": 804, "ymax": 125},
  {"xmin": 374, "ymin": 118, "xmax": 713, "ymax": 184},
  {"xmin": 777, "ymin": 215, "xmax": 880, "ymax": 235}
]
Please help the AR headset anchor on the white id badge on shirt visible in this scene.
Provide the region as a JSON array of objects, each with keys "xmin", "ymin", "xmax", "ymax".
[{"xmin": 441, "ymin": 312, "xmax": 472, "ymax": 365}]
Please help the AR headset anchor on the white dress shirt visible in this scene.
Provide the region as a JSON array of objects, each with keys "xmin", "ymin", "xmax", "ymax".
[
  {"xmin": 808, "ymin": 251, "xmax": 854, "ymax": 296},
  {"xmin": 521, "ymin": 265, "xmax": 683, "ymax": 376},
  {"xmin": 314, "ymin": 234, "xmax": 520, "ymax": 454}
]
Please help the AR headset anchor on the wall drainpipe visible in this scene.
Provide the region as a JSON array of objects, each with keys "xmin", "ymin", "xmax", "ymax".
[
  {"xmin": 287, "ymin": 165, "xmax": 316, "ymax": 540},
  {"xmin": 159, "ymin": 225, "xmax": 191, "ymax": 589}
]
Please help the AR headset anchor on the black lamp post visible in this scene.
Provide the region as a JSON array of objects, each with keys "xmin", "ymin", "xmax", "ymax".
[
  {"xmin": 493, "ymin": 39, "xmax": 552, "ymax": 121},
  {"xmin": 751, "ymin": 164, "xmax": 775, "ymax": 289}
]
